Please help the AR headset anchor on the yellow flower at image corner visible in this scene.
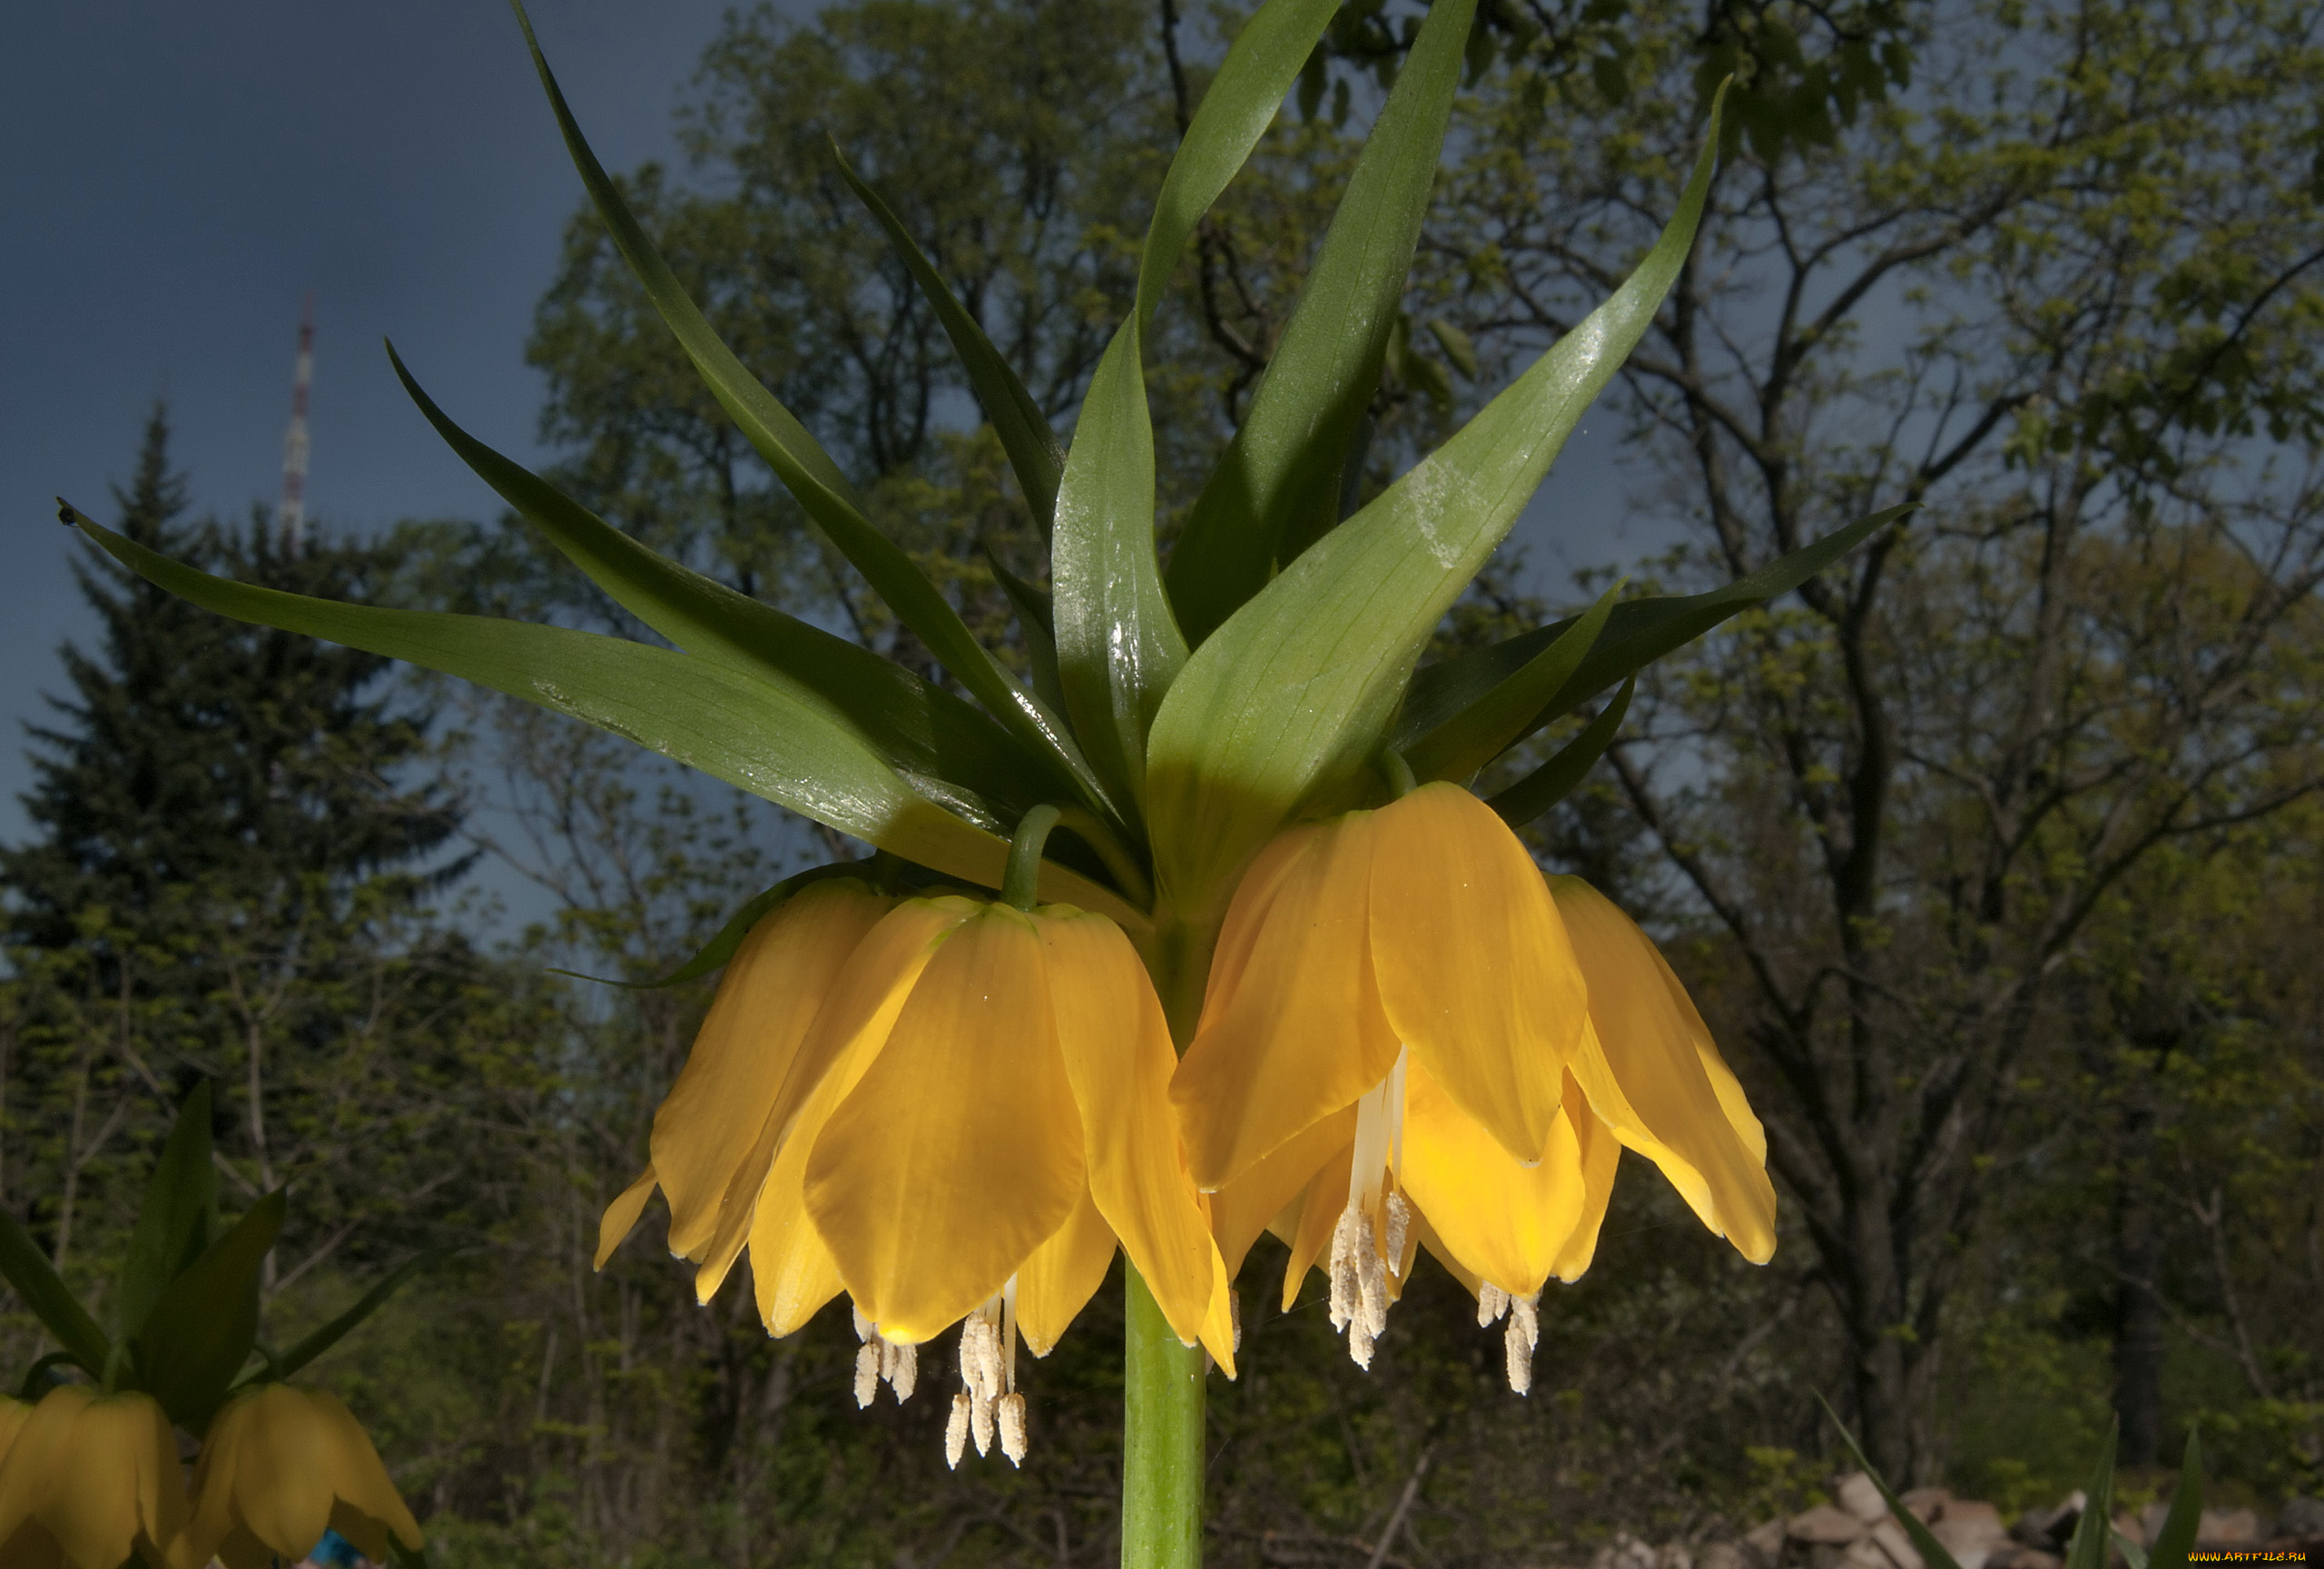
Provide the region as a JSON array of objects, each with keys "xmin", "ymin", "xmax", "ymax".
[
  {"xmin": 1172, "ymin": 784, "xmax": 1777, "ymax": 1379},
  {"xmin": 598, "ymin": 885, "xmax": 1234, "ymax": 1469},
  {"xmin": 0, "ymin": 1386, "xmax": 186, "ymax": 1569},
  {"xmin": 171, "ymin": 1384, "xmax": 421, "ymax": 1569}
]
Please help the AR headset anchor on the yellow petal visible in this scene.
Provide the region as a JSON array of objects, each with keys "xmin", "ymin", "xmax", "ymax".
[
  {"xmin": 805, "ymin": 905, "xmax": 1086, "ymax": 1342},
  {"xmin": 1192, "ymin": 824, "xmax": 1323, "ymax": 1034},
  {"xmin": 1399, "ymin": 1057, "xmax": 1585, "ymax": 1298},
  {"xmin": 1277, "ymin": 1146, "xmax": 1352, "ymax": 1313},
  {"xmin": 1173, "ymin": 814, "xmax": 1403, "ymax": 1189},
  {"xmin": 1370, "ymin": 784, "xmax": 1585, "ymax": 1163},
  {"xmin": 595, "ymin": 1164, "xmax": 660, "ymax": 1269},
  {"xmin": 747, "ymin": 1118, "xmax": 850, "ymax": 1337},
  {"xmin": 232, "ymin": 1387, "xmax": 333, "ymax": 1560},
  {"xmin": 1405, "ymin": 1202, "xmax": 1481, "ymax": 1297},
  {"xmin": 1038, "ymin": 906, "xmax": 1222, "ymax": 1350},
  {"xmin": 1206, "ymin": 1105, "xmax": 1355, "ymax": 1281},
  {"xmin": 0, "ymin": 1386, "xmax": 84, "ymax": 1556},
  {"xmin": 1014, "ymin": 1187, "xmax": 1118, "ymax": 1356},
  {"xmin": 1549, "ymin": 1074, "xmax": 1622, "ymax": 1281},
  {"xmin": 653, "ymin": 881, "xmax": 891, "ymax": 1258},
  {"xmin": 0, "ymin": 1401, "xmax": 31, "ymax": 1468},
  {"xmin": 39, "ymin": 1392, "xmax": 182, "ymax": 1569},
  {"xmin": 305, "ymin": 1390, "xmax": 421, "ymax": 1552},
  {"xmin": 1549, "ymin": 876, "xmax": 1776, "ymax": 1263}
]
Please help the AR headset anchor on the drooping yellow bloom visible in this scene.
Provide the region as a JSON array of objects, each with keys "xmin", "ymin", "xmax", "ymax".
[
  {"xmin": 0, "ymin": 1386, "xmax": 185, "ymax": 1569},
  {"xmin": 1175, "ymin": 792, "xmax": 1777, "ymax": 1378},
  {"xmin": 601, "ymin": 888, "xmax": 1231, "ymax": 1467},
  {"xmin": 172, "ymin": 1384, "xmax": 421, "ymax": 1569}
]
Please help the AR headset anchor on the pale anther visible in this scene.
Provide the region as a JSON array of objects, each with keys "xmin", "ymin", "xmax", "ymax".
[
  {"xmin": 1504, "ymin": 1291, "xmax": 1541, "ymax": 1395},
  {"xmin": 1383, "ymin": 1191, "xmax": 1411, "ymax": 1277},
  {"xmin": 1478, "ymin": 1281, "xmax": 1511, "ymax": 1327},
  {"xmin": 945, "ymin": 1393, "xmax": 970, "ymax": 1469},
  {"xmin": 883, "ymin": 1338, "xmax": 918, "ymax": 1402},
  {"xmin": 852, "ymin": 1341, "xmax": 880, "ymax": 1408},
  {"xmin": 997, "ymin": 1391, "xmax": 1029, "ymax": 1466},
  {"xmin": 970, "ymin": 1390, "xmax": 996, "ymax": 1456}
]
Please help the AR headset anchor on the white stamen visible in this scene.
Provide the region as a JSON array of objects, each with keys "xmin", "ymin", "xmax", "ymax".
[
  {"xmin": 1384, "ymin": 1191, "xmax": 1411, "ymax": 1277},
  {"xmin": 960, "ymin": 1315, "xmax": 1003, "ymax": 1404},
  {"xmin": 852, "ymin": 1341, "xmax": 881, "ymax": 1408},
  {"xmin": 997, "ymin": 1391, "xmax": 1029, "ymax": 1465},
  {"xmin": 1504, "ymin": 1291, "xmax": 1541, "ymax": 1395},
  {"xmin": 1327, "ymin": 1202, "xmax": 1364, "ymax": 1331},
  {"xmin": 852, "ymin": 1305, "xmax": 875, "ymax": 1342},
  {"xmin": 971, "ymin": 1391, "xmax": 996, "ymax": 1456},
  {"xmin": 883, "ymin": 1339, "xmax": 917, "ymax": 1402},
  {"xmin": 946, "ymin": 1394, "xmax": 970, "ymax": 1468},
  {"xmin": 1327, "ymin": 1198, "xmax": 1391, "ymax": 1368},
  {"xmin": 1229, "ymin": 1288, "xmax": 1244, "ymax": 1354},
  {"xmin": 1001, "ymin": 1276, "xmax": 1020, "ymax": 1392},
  {"xmin": 1478, "ymin": 1282, "xmax": 1510, "ymax": 1327}
]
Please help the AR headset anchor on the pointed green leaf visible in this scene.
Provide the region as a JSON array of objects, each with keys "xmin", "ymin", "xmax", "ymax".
[
  {"xmin": 390, "ymin": 346, "xmax": 1059, "ymax": 818},
  {"xmin": 1815, "ymin": 1395, "xmax": 1966, "ymax": 1569},
  {"xmin": 0, "ymin": 1209, "xmax": 108, "ymax": 1375},
  {"xmin": 831, "ymin": 145, "xmax": 1068, "ymax": 531},
  {"xmin": 1488, "ymin": 676, "xmax": 1634, "ymax": 825},
  {"xmin": 1399, "ymin": 503, "xmax": 1910, "ymax": 751},
  {"xmin": 1147, "ymin": 90, "xmax": 1728, "ymax": 917},
  {"xmin": 64, "ymin": 508, "xmax": 1147, "ymax": 933},
  {"xmin": 134, "ymin": 1189, "xmax": 284, "ymax": 1427},
  {"xmin": 2114, "ymin": 1531, "xmax": 2150, "ymax": 1569},
  {"xmin": 1050, "ymin": 0, "xmax": 1343, "ymax": 814},
  {"xmin": 118, "ymin": 1083, "xmax": 218, "ymax": 1344},
  {"xmin": 1427, "ymin": 319, "xmax": 1479, "ymax": 380},
  {"xmin": 511, "ymin": 4, "xmax": 1117, "ymax": 826},
  {"xmin": 2147, "ymin": 1428, "xmax": 2203, "ymax": 1569},
  {"xmin": 2062, "ymin": 1426, "xmax": 2121, "ymax": 1569},
  {"xmin": 1167, "ymin": 0, "xmax": 1477, "ymax": 646},
  {"xmin": 1405, "ymin": 579, "xmax": 1619, "ymax": 784},
  {"xmin": 268, "ymin": 1248, "xmax": 453, "ymax": 1383}
]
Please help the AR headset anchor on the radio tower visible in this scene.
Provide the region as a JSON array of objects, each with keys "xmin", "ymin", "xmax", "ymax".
[{"xmin": 278, "ymin": 292, "xmax": 314, "ymax": 558}]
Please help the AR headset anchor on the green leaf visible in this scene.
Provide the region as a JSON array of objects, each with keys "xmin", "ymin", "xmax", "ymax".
[
  {"xmin": 510, "ymin": 3, "xmax": 1118, "ymax": 827},
  {"xmin": 1488, "ymin": 676, "xmax": 1634, "ymax": 826},
  {"xmin": 985, "ymin": 551, "xmax": 1067, "ymax": 714},
  {"xmin": 2147, "ymin": 1428, "xmax": 2203, "ymax": 1569},
  {"xmin": 134, "ymin": 1190, "xmax": 284, "ymax": 1428},
  {"xmin": 63, "ymin": 507, "xmax": 1147, "ymax": 934},
  {"xmin": 1399, "ymin": 503, "xmax": 1910, "ymax": 750},
  {"xmin": 1146, "ymin": 88, "xmax": 1728, "ymax": 918},
  {"xmin": 553, "ymin": 863, "xmax": 873, "ymax": 991},
  {"xmin": 0, "ymin": 1208, "xmax": 108, "ymax": 1375},
  {"xmin": 2114, "ymin": 1532, "xmax": 2150, "ymax": 1569},
  {"xmin": 831, "ymin": 143, "xmax": 1068, "ymax": 531},
  {"xmin": 1815, "ymin": 1395, "xmax": 1966, "ymax": 1569},
  {"xmin": 1404, "ymin": 579, "xmax": 1619, "ymax": 783},
  {"xmin": 389, "ymin": 347, "xmax": 1059, "ymax": 820},
  {"xmin": 118, "ymin": 1082, "xmax": 218, "ymax": 1345},
  {"xmin": 1167, "ymin": 0, "xmax": 1477, "ymax": 646},
  {"xmin": 2062, "ymin": 1425, "xmax": 2121, "ymax": 1569},
  {"xmin": 267, "ymin": 1248, "xmax": 453, "ymax": 1383},
  {"xmin": 1049, "ymin": 0, "xmax": 1343, "ymax": 815},
  {"xmin": 1426, "ymin": 319, "xmax": 1479, "ymax": 380}
]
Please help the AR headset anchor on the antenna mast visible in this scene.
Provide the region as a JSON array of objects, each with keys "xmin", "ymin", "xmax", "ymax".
[{"xmin": 278, "ymin": 292, "xmax": 314, "ymax": 558}]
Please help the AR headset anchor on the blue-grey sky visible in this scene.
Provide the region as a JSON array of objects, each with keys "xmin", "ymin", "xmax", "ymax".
[{"xmin": 0, "ymin": 0, "xmax": 1648, "ymax": 900}]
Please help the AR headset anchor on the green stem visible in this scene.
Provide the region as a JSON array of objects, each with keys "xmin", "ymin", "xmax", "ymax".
[
  {"xmin": 1122, "ymin": 1261, "xmax": 1206, "ymax": 1569},
  {"xmin": 1003, "ymin": 804, "xmax": 1063, "ymax": 911}
]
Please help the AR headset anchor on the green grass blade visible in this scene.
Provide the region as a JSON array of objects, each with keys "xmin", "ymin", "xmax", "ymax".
[
  {"xmin": 117, "ymin": 1083, "xmax": 217, "ymax": 1345},
  {"xmin": 2147, "ymin": 1428, "xmax": 2204, "ymax": 1569},
  {"xmin": 2063, "ymin": 1425, "xmax": 2122, "ymax": 1569},
  {"xmin": 64, "ymin": 508, "xmax": 1147, "ymax": 933},
  {"xmin": 1049, "ymin": 0, "xmax": 1342, "ymax": 816},
  {"xmin": 1488, "ymin": 676, "xmax": 1634, "ymax": 825},
  {"xmin": 134, "ymin": 1190, "xmax": 284, "ymax": 1427},
  {"xmin": 1814, "ymin": 1394, "xmax": 1967, "ymax": 1569},
  {"xmin": 1146, "ymin": 89, "xmax": 1728, "ymax": 917},
  {"xmin": 510, "ymin": 3, "xmax": 1115, "ymax": 824},
  {"xmin": 1399, "ymin": 505, "xmax": 1909, "ymax": 750},
  {"xmin": 1167, "ymin": 0, "xmax": 1478, "ymax": 646},
  {"xmin": 391, "ymin": 344, "xmax": 1057, "ymax": 817},
  {"xmin": 832, "ymin": 144, "xmax": 1067, "ymax": 531},
  {"xmin": 0, "ymin": 1207, "xmax": 109, "ymax": 1375},
  {"xmin": 1405, "ymin": 578, "xmax": 1617, "ymax": 784}
]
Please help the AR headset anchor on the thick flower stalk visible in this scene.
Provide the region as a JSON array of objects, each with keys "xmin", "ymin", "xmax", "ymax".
[
  {"xmin": 600, "ymin": 862, "xmax": 1233, "ymax": 1467},
  {"xmin": 173, "ymin": 1384, "xmax": 423, "ymax": 1569},
  {"xmin": 0, "ymin": 1386, "xmax": 186, "ymax": 1569}
]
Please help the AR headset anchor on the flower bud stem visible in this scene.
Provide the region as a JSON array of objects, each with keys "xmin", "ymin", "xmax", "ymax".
[
  {"xmin": 1003, "ymin": 804, "xmax": 1063, "ymax": 911},
  {"xmin": 1381, "ymin": 747, "xmax": 1419, "ymax": 799}
]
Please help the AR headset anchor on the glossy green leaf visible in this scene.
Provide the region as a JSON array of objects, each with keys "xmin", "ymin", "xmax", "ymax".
[
  {"xmin": 1816, "ymin": 1395, "xmax": 1966, "ymax": 1569},
  {"xmin": 2147, "ymin": 1428, "xmax": 2203, "ymax": 1569},
  {"xmin": 267, "ymin": 1248, "xmax": 453, "ymax": 1383},
  {"xmin": 1050, "ymin": 0, "xmax": 1342, "ymax": 814},
  {"xmin": 0, "ymin": 1208, "xmax": 108, "ymax": 1375},
  {"xmin": 1488, "ymin": 676, "xmax": 1634, "ymax": 826},
  {"xmin": 118, "ymin": 1083, "xmax": 217, "ymax": 1344},
  {"xmin": 831, "ymin": 143, "xmax": 1067, "ymax": 532},
  {"xmin": 1167, "ymin": 0, "xmax": 1476, "ymax": 646},
  {"xmin": 511, "ymin": 4, "xmax": 1117, "ymax": 826},
  {"xmin": 135, "ymin": 1189, "xmax": 284, "ymax": 1427},
  {"xmin": 1146, "ymin": 90, "xmax": 1728, "ymax": 918},
  {"xmin": 2062, "ymin": 1425, "xmax": 2121, "ymax": 1569},
  {"xmin": 1398, "ymin": 503, "xmax": 1911, "ymax": 750},
  {"xmin": 390, "ymin": 346, "xmax": 1058, "ymax": 819},
  {"xmin": 1404, "ymin": 579, "xmax": 1619, "ymax": 784},
  {"xmin": 63, "ymin": 508, "xmax": 1147, "ymax": 932},
  {"xmin": 554, "ymin": 863, "xmax": 872, "ymax": 991},
  {"xmin": 985, "ymin": 550, "xmax": 1067, "ymax": 713}
]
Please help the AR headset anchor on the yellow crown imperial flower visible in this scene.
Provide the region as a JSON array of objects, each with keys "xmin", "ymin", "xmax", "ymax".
[
  {"xmin": 0, "ymin": 1386, "xmax": 186, "ymax": 1569},
  {"xmin": 600, "ymin": 869, "xmax": 1232, "ymax": 1469},
  {"xmin": 172, "ymin": 1384, "xmax": 422, "ymax": 1569}
]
